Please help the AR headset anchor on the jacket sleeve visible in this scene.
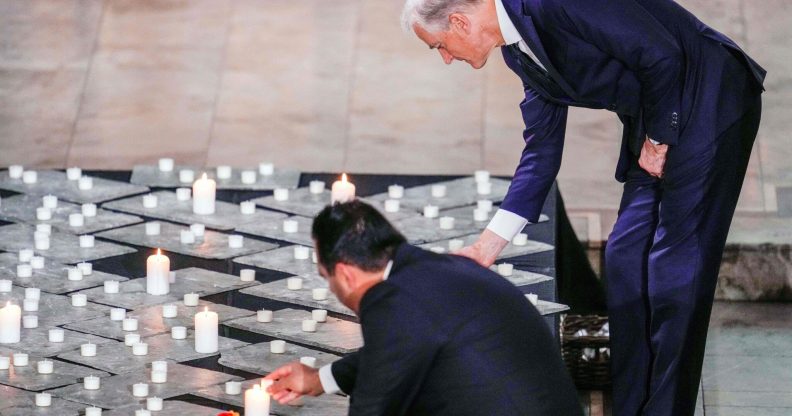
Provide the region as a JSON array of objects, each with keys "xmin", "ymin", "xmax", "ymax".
[
  {"xmin": 499, "ymin": 85, "xmax": 568, "ymax": 223},
  {"xmin": 330, "ymin": 353, "xmax": 360, "ymax": 395},
  {"xmin": 540, "ymin": 0, "xmax": 684, "ymax": 145}
]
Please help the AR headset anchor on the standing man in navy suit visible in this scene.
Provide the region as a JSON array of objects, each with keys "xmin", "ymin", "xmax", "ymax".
[
  {"xmin": 400, "ymin": 0, "xmax": 765, "ymax": 414},
  {"xmin": 264, "ymin": 201, "xmax": 582, "ymax": 415}
]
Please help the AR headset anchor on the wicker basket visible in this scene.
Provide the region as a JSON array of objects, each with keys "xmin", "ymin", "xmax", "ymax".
[{"xmin": 560, "ymin": 314, "xmax": 611, "ymax": 390}]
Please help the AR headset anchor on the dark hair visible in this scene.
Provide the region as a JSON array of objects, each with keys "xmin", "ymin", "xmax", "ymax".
[{"xmin": 312, "ymin": 200, "xmax": 406, "ymax": 274}]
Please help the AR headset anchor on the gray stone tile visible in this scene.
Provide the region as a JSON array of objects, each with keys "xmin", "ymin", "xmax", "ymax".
[
  {"xmin": 0, "ymin": 194, "xmax": 143, "ymax": 235},
  {"xmin": 195, "ymin": 377, "xmax": 349, "ymax": 416},
  {"xmin": 705, "ymin": 390, "xmax": 792, "ymax": 408},
  {"xmin": 3, "ymin": 327, "xmax": 113, "ymax": 358},
  {"xmin": 702, "ymin": 356, "xmax": 792, "ymax": 393},
  {"xmin": 705, "ymin": 326, "xmax": 792, "ymax": 357},
  {"xmin": 224, "ymin": 308, "xmax": 362, "ymax": 354},
  {"xmin": 0, "ymin": 171, "xmax": 149, "ymax": 205},
  {"xmin": 219, "ymin": 341, "xmax": 340, "ymax": 376},
  {"xmin": 76, "ymin": 267, "xmax": 260, "ymax": 310},
  {"xmin": 0, "ymin": 286, "xmax": 110, "ymax": 328},
  {"xmin": 0, "ymin": 346, "xmax": 110, "ymax": 392},
  {"xmin": 704, "ymin": 406, "xmax": 792, "ymax": 416},
  {"xmin": 96, "ymin": 222, "xmax": 277, "ymax": 260},
  {"xmin": 365, "ymin": 177, "xmax": 512, "ymax": 211},
  {"xmin": 0, "ymin": 223, "xmax": 136, "ymax": 264},
  {"xmin": 393, "ymin": 214, "xmax": 490, "ymax": 245},
  {"xmin": 103, "ymin": 400, "xmax": 223, "ymax": 416},
  {"xmin": 419, "ymin": 233, "xmax": 554, "ymax": 260},
  {"xmin": 0, "ymin": 252, "xmax": 129, "ymax": 295},
  {"xmin": 239, "ymin": 275, "xmax": 353, "ymax": 318},
  {"xmin": 101, "ymin": 190, "xmax": 287, "ymax": 232},
  {"xmin": 130, "ymin": 164, "xmax": 301, "ymax": 190},
  {"xmin": 236, "ymin": 215, "xmax": 314, "ymax": 246},
  {"xmin": 234, "ymin": 245, "xmax": 321, "ymax": 277},
  {"xmin": 57, "ymin": 331, "xmax": 246, "ymax": 375},
  {"xmin": 47, "ymin": 362, "xmax": 240, "ymax": 409},
  {"xmin": 0, "ymin": 384, "xmax": 85, "ymax": 416}
]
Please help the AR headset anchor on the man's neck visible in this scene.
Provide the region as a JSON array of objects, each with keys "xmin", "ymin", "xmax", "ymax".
[{"xmin": 347, "ymin": 266, "xmax": 390, "ymax": 314}]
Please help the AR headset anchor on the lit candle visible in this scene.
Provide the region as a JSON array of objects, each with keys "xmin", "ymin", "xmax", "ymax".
[
  {"xmin": 423, "ymin": 205, "xmax": 439, "ymax": 218},
  {"xmin": 81, "ymin": 343, "xmax": 97, "ymax": 357},
  {"xmin": 258, "ymin": 162, "xmax": 274, "ymax": 176},
  {"xmin": 78, "ymin": 176, "xmax": 93, "ymax": 190},
  {"xmin": 158, "ymin": 158, "xmax": 174, "ymax": 172},
  {"xmin": 192, "ymin": 173, "xmax": 216, "ymax": 215},
  {"xmin": 300, "ymin": 356, "xmax": 317, "ymax": 368},
  {"xmin": 104, "ymin": 280, "xmax": 120, "ymax": 294},
  {"xmin": 256, "ymin": 310, "xmax": 273, "ymax": 323},
  {"xmin": 240, "ymin": 269, "xmax": 256, "ymax": 282},
  {"xmin": 132, "ymin": 383, "xmax": 149, "ymax": 397},
  {"xmin": 273, "ymin": 188, "xmax": 289, "ymax": 201},
  {"xmin": 331, "ymin": 173, "xmax": 356, "ymax": 204},
  {"xmin": 71, "ymin": 294, "xmax": 88, "ymax": 307},
  {"xmin": 110, "ymin": 308, "xmax": 126, "ymax": 321},
  {"xmin": 176, "ymin": 187, "xmax": 192, "ymax": 201},
  {"xmin": 49, "ymin": 328, "xmax": 65, "ymax": 343},
  {"xmin": 37, "ymin": 359, "xmax": 54, "ymax": 374},
  {"xmin": 0, "ymin": 280, "xmax": 11, "ymax": 292},
  {"xmin": 183, "ymin": 293, "xmax": 199, "ymax": 307},
  {"xmin": 302, "ymin": 319, "xmax": 317, "ymax": 333},
  {"xmin": 244, "ymin": 384, "xmax": 271, "ymax": 416},
  {"xmin": 309, "ymin": 181, "xmax": 326, "ymax": 194},
  {"xmin": 311, "ymin": 309, "xmax": 327, "ymax": 323},
  {"xmin": 80, "ymin": 235, "xmax": 95, "ymax": 248},
  {"xmin": 286, "ymin": 277, "xmax": 303, "ymax": 290},
  {"xmin": 84, "ymin": 375, "xmax": 101, "ymax": 390},
  {"xmin": 0, "ymin": 302, "xmax": 22, "ymax": 344},
  {"xmin": 146, "ymin": 249, "xmax": 170, "ymax": 296},
  {"xmin": 22, "ymin": 315, "xmax": 38, "ymax": 329},
  {"xmin": 216, "ymin": 165, "xmax": 232, "ymax": 179},
  {"xmin": 388, "ymin": 185, "xmax": 404, "ymax": 199},
  {"xmin": 225, "ymin": 381, "xmax": 242, "ymax": 395},
  {"xmin": 195, "ymin": 307, "xmax": 219, "ymax": 354},
  {"xmin": 431, "ymin": 185, "xmax": 447, "ymax": 198},
  {"xmin": 35, "ymin": 393, "xmax": 51, "ymax": 407},
  {"xmin": 171, "ymin": 326, "xmax": 187, "ymax": 340},
  {"xmin": 269, "ymin": 340, "xmax": 286, "ymax": 354},
  {"xmin": 162, "ymin": 304, "xmax": 178, "ymax": 318},
  {"xmin": 179, "ymin": 169, "xmax": 195, "ymax": 184},
  {"xmin": 512, "ymin": 233, "xmax": 529, "ymax": 246},
  {"xmin": 241, "ymin": 170, "xmax": 257, "ymax": 184},
  {"xmin": 312, "ymin": 288, "xmax": 329, "ymax": 301},
  {"xmin": 12, "ymin": 353, "xmax": 28, "ymax": 366}
]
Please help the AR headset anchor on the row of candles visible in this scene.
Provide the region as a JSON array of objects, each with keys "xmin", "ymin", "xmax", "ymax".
[{"xmin": 7, "ymin": 166, "xmax": 95, "ymax": 190}]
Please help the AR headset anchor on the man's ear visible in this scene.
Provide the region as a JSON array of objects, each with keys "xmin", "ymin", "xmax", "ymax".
[
  {"xmin": 334, "ymin": 263, "xmax": 355, "ymax": 288},
  {"xmin": 448, "ymin": 13, "xmax": 470, "ymax": 35}
]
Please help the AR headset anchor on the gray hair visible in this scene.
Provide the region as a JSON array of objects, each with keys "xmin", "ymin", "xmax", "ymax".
[{"xmin": 401, "ymin": 0, "xmax": 483, "ymax": 33}]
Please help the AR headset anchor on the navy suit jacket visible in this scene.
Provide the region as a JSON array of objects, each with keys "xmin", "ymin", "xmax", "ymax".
[
  {"xmin": 498, "ymin": 0, "xmax": 766, "ymax": 222},
  {"xmin": 330, "ymin": 244, "xmax": 582, "ymax": 415}
]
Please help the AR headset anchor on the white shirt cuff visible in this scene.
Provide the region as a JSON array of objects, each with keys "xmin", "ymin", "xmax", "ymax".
[
  {"xmin": 648, "ymin": 138, "xmax": 661, "ymax": 145},
  {"xmin": 486, "ymin": 209, "xmax": 529, "ymax": 242},
  {"xmin": 318, "ymin": 364, "xmax": 341, "ymax": 395}
]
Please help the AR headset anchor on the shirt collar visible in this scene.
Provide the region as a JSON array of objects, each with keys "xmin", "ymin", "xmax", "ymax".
[
  {"xmin": 495, "ymin": 0, "xmax": 523, "ymax": 46},
  {"xmin": 382, "ymin": 260, "xmax": 394, "ymax": 281}
]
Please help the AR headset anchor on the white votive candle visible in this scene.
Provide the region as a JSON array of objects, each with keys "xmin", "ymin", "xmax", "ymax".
[
  {"xmin": 122, "ymin": 318, "xmax": 139, "ymax": 332},
  {"xmin": 81, "ymin": 343, "xmax": 97, "ymax": 357},
  {"xmin": 474, "ymin": 170, "xmax": 491, "ymax": 183},
  {"xmin": 0, "ymin": 357, "xmax": 9, "ymax": 369},
  {"xmin": 312, "ymin": 309, "xmax": 328, "ymax": 323},
  {"xmin": 80, "ymin": 235, "xmax": 95, "ymax": 248},
  {"xmin": 78, "ymin": 176, "xmax": 93, "ymax": 190},
  {"xmin": 302, "ymin": 319, "xmax": 317, "ymax": 332},
  {"xmin": 12, "ymin": 353, "xmax": 29, "ymax": 366},
  {"xmin": 183, "ymin": 293, "xmax": 199, "ymax": 306},
  {"xmin": 477, "ymin": 199, "xmax": 493, "ymax": 212},
  {"xmin": 388, "ymin": 185, "xmax": 404, "ymax": 199},
  {"xmin": 23, "ymin": 298, "xmax": 39, "ymax": 312},
  {"xmin": 423, "ymin": 205, "xmax": 439, "ymax": 218},
  {"xmin": 240, "ymin": 269, "xmax": 256, "ymax": 282},
  {"xmin": 49, "ymin": 328, "xmax": 65, "ymax": 343},
  {"xmin": 240, "ymin": 201, "xmax": 256, "ymax": 215},
  {"xmin": 133, "ymin": 383, "xmax": 149, "ymax": 397},
  {"xmin": 22, "ymin": 315, "xmax": 38, "ymax": 329},
  {"xmin": 176, "ymin": 187, "xmax": 192, "ymax": 201},
  {"xmin": 477, "ymin": 181, "xmax": 492, "ymax": 195},
  {"xmin": 286, "ymin": 277, "xmax": 303, "ymax": 290},
  {"xmin": 77, "ymin": 262, "xmax": 92, "ymax": 275},
  {"xmin": 136, "ymin": 409, "xmax": 151, "ymax": 416},
  {"xmin": 180, "ymin": 229, "xmax": 195, "ymax": 244},
  {"xmin": 225, "ymin": 380, "xmax": 242, "ymax": 395},
  {"xmin": 258, "ymin": 162, "xmax": 274, "ymax": 176},
  {"xmin": 195, "ymin": 307, "xmax": 219, "ymax": 354},
  {"xmin": 147, "ymin": 397, "xmax": 163, "ymax": 411},
  {"xmin": 66, "ymin": 166, "xmax": 82, "ymax": 180},
  {"xmin": 448, "ymin": 239, "xmax": 465, "ymax": 251},
  {"xmin": 22, "ymin": 170, "xmax": 38, "ymax": 184},
  {"xmin": 331, "ymin": 173, "xmax": 356, "ymax": 204},
  {"xmin": 42, "ymin": 195, "xmax": 58, "ymax": 209},
  {"xmin": 241, "ymin": 170, "xmax": 257, "ymax": 184},
  {"xmin": 25, "ymin": 287, "xmax": 40, "ymax": 300},
  {"xmin": 0, "ymin": 279, "xmax": 12, "ymax": 292},
  {"xmin": 151, "ymin": 360, "xmax": 168, "ymax": 373},
  {"xmin": 293, "ymin": 246, "xmax": 310, "ymax": 260},
  {"xmin": 309, "ymin": 181, "xmax": 326, "ymax": 194},
  {"xmin": 37, "ymin": 359, "xmax": 54, "ymax": 374},
  {"xmin": 142, "ymin": 194, "xmax": 158, "ymax": 209},
  {"xmin": 439, "ymin": 216, "xmax": 455, "ymax": 230},
  {"xmin": 110, "ymin": 308, "xmax": 126, "ymax": 321},
  {"xmin": 497, "ymin": 263, "xmax": 514, "ymax": 277},
  {"xmin": 527, "ymin": 293, "xmax": 539, "ymax": 306},
  {"xmin": 384, "ymin": 199, "xmax": 400, "ymax": 213},
  {"xmin": 216, "ymin": 165, "xmax": 232, "ymax": 179},
  {"xmin": 81, "ymin": 203, "xmax": 98, "ymax": 218},
  {"xmin": 35, "ymin": 224, "xmax": 51, "ymax": 235},
  {"xmin": 429, "ymin": 246, "xmax": 446, "ymax": 254},
  {"xmin": 34, "ymin": 237, "xmax": 50, "ymax": 250},
  {"xmin": 270, "ymin": 340, "xmax": 286, "ymax": 354},
  {"xmin": 257, "ymin": 309, "xmax": 273, "ymax": 323},
  {"xmin": 158, "ymin": 158, "xmax": 174, "ymax": 172},
  {"xmin": 179, "ymin": 169, "xmax": 195, "ymax": 184},
  {"xmin": 171, "ymin": 326, "xmax": 187, "ymax": 340},
  {"xmin": 16, "ymin": 264, "xmax": 32, "ymax": 278},
  {"xmin": 124, "ymin": 334, "xmax": 141, "ymax": 347},
  {"xmin": 512, "ymin": 233, "xmax": 529, "ymax": 246},
  {"xmin": 8, "ymin": 165, "xmax": 24, "ymax": 179},
  {"xmin": 228, "ymin": 234, "xmax": 244, "ymax": 248},
  {"xmin": 282, "ymin": 219, "xmax": 299, "ymax": 233},
  {"xmin": 35, "ymin": 393, "xmax": 51, "ymax": 407},
  {"xmin": 312, "ymin": 250, "xmax": 318, "ymax": 264},
  {"xmin": 84, "ymin": 375, "xmax": 100, "ymax": 390},
  {"xmin": 30, "ymin": 256, "xmax": 46, "ymax": 269},
  {"xmin": 104, "ymin": 280, "xmax": 120, "ymax": 294},
  {"xmin": 192, "ymin": 173, "xmax": 216, "ymax": 215},
  {"xmin": 273, "ymin": 188, "xmax": 289, "ymax": 201},
  {"xmin": 85, "ymin": 407, "xmax": 102, "ymax": 416},
  {"xmin": 162, "ymin": 304, "xmax": 178, "ymax": 318},
  {"xmin": 300, "ymin": 356, "xmax": 317, "ymax": 368},
  {"xmin": 132, "ymin": 342, "xmax": 149, "ymax": 356},
  {"xmin": 72, "ymin": 294, "xmax": 88, "ymax": 307},
  {"xmin": 36, "ymin": 207, "xmax": 52, "ymax": 221},
  {"xmin": 190, "ymin": 223, "xmax": 205, "ymax": 237},
  {"xmin": 151, "ymin": 371, "xmax": 167, "ymax": 384},
  {"xmin": 312, "ymin": 288, "xmax": 329, "ymax": 301},
  {"xmin": 19, "ymin": 249, "xmax": 34, "ymax": 263},
  {"xmin": 145, "ymin": 222, "xmax": 161, "ymax": 236},
  {"xmin": 474, "ymin": 208, "xmax": 489, "ymax": 222},
  {"xmin": 431, "ymin": 185, "xmax": 447, "ymax": 198}
]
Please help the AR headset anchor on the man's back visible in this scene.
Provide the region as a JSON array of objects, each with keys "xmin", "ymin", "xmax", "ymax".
[{"xmin": 348, "ymin": 244, "xmax": 581, "ymax": 415}]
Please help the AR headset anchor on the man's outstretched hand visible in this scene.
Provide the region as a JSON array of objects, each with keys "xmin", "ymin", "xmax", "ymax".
[
  {"xmin": 264, "ymin": 362, "xmax": 324, "ymax": 405},
  {"xmin": 452, "ymin": 229, "xmax": 509, "ymax": 267},
  {"xmin": 639, "ymin": 136, "xmax": 669, "ymax": 178}
]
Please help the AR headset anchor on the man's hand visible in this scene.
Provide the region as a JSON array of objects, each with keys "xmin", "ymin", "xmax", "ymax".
[
  {"xmin": 639, "ymin": 137, "xmax": 669, "ymax": 178},
  {"xmin": 452, "ymin": 229, "xmax": 509, "ymax": 267},
  {"xmin": 264, "ymin": 362, "xmax": 324, "ymax": 405}
]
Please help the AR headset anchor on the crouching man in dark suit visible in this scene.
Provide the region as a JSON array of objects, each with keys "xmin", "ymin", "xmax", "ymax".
[{"xmin": 264, "ymin": 200, "xmax": 582, "ymax": 415}]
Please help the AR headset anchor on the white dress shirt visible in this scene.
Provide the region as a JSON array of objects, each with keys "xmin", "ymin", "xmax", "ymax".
[{"xmin": 318, "ymin": 260, "xmax": 394, "ymax": 395}]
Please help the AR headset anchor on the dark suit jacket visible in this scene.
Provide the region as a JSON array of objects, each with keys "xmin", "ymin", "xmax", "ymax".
[
  {"xmin": 331, "ymin": 244, "xmax": 582, "ymax": 415},
  {"xmin": 498, "ymin": 0, "xmax": 766, "ymax": 222}
]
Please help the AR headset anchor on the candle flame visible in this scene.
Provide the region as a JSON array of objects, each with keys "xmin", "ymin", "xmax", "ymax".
[
  {"xmin": 341, "ymin": 173, "xmax": 348, "ymax": 183},
  {"xmin": 204, "ymin": 306, "xmax": 208, "ymax": 313},
  {"xmin": 156, "ymin": 248, "xmax": 161, "ymax": 256},
  {"xmin": 201, "ymin": 172, "xmax": 208, "ymax": 180}
]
